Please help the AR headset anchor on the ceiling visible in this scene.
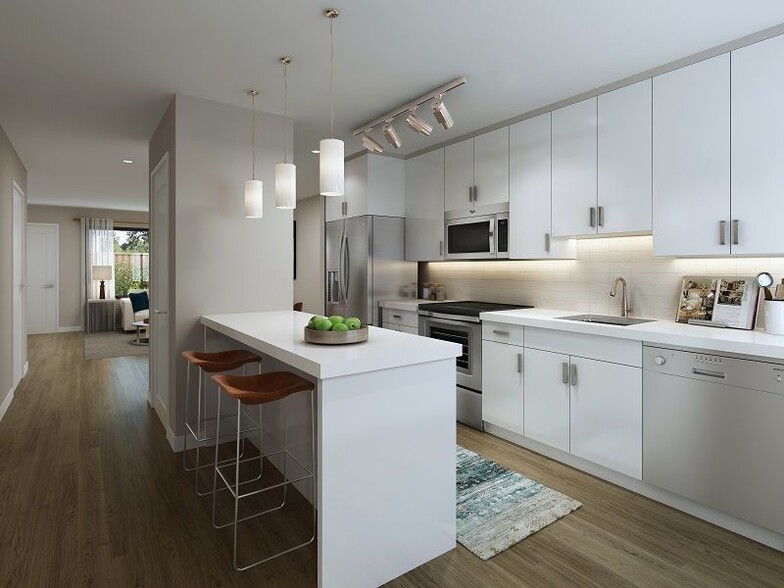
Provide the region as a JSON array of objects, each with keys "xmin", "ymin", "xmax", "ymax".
[{"xmin": 2, "ymin": 1, "xmax": 784, "ymax": 211}]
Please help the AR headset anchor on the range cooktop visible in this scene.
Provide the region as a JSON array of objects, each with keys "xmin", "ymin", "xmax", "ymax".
[{"xmin": 418, "ymin": 300, "xmax": 533, "ymax": 318}]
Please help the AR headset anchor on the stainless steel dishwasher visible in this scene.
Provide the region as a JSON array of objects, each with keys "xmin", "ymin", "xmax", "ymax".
[{"xmin": 643, "ymin": 345, "xmax": 784, "ymax": 534}]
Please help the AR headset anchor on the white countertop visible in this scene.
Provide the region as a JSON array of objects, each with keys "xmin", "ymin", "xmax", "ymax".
[
  {"xmin": 480, "ymin": 308, "xmax": 784, "ymax": 360},
  {"xmin": 201, "ymin": 311, "xmax": 461, "ymax": 379},
  {"xmin": 378, "ymin": 299, "xmax": 431, "ymax": 312}
]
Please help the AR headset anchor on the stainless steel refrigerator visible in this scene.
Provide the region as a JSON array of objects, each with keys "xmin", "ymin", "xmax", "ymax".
[{"xmin": 325, "ymin": 215, "xmax": 416, "ymax": 325}]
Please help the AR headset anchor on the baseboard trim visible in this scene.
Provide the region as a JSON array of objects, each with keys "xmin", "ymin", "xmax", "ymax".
[
  {"xmin": 23, "ymin": 362, "xmax": 29, "ymax": 377},
  {"xmin": 167, "ymin": 427, "xmax": 185, "ymax": 452},
  {"xmin": 57, "ymin": 326, "xmax": 83, "ymax": 333},
  {"xmin": 0, "ymin": 389, "xmax": 14, "ymax": 423}
]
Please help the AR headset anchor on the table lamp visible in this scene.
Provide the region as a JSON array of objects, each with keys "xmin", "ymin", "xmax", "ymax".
[{"xmin": 92, "ymin": 265, "xmax": 113, "ymax": 299}]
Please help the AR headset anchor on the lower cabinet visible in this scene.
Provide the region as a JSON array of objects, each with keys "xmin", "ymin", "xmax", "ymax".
[
  {"xmin": 569, "ymin": 357, "xmax": 642, "ymax": 479},
  {"xmin": 523, "ymin": 348, "xmax": 570, "ymax": 452},
  {"xmin": 481, "ymin": 340, "xmax": 523, "ymax": 434}
]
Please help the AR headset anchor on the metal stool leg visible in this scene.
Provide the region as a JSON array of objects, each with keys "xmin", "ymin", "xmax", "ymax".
[
  {"xmin": 183, "ymin": 360, "xmax": 192, "ymax": 471},
  {"xmin": 211, "ymin": 389, "xmax": 223, "ymax": 527}
]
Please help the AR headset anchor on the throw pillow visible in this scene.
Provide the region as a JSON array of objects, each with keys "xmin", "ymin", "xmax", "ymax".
[{"xmin": 129, "ymin": 291, "xmax": 150, "ymax": 314}]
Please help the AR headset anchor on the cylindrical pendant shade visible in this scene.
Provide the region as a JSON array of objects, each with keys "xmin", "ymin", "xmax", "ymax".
[
  {"xmin": 319, "ymin": 138, "xmax": 344, "ymax": 196},
  {"xmin": 244, "ymin": 179, "xmax": 264, "ymax": 218},
  {"xmin": 275, "ymin": 163, "xmax": 297, "ymax": 209}
]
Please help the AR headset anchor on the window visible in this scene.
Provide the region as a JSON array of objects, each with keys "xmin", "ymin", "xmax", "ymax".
[{"xmin": 113, "ymin": 228, "xmax": 149, "ymax": 297}]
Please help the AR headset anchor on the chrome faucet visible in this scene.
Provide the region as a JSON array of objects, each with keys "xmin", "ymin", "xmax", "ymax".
[{"xmin": 609, "ymin": 276, "xmax": 632, "ymax": 317}]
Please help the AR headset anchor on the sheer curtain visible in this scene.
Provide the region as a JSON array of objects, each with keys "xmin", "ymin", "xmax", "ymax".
[{"xmin": 80, "ymin": 218, "xmax": 114, "ymax": 326}]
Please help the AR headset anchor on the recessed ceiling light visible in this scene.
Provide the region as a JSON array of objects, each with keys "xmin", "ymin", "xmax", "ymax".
[
  {"xmin": 122, "ymin": 159, "xmax": 133, "ymax": 164},
  {"xmin": 312, "ymin": 149, "xmax": 320, "ymax": 154}
]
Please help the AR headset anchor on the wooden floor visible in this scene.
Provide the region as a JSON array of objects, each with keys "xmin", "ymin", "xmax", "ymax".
[{"xmin": 1, "ymin": 333, "xmax": 783, "ymax": 587}]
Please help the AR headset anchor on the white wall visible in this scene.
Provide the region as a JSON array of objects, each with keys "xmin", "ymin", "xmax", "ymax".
[
  {"xmin": 168, "ymin": 94, "xmax": 294, "ymax": 436},
  {"xmin": 293, "ymin": 194, "xmax": 324, "ymax": 315}
]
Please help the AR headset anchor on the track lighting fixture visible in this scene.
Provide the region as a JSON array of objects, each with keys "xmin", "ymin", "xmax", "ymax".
[
  {"xmin": 361, "ymin": 133, "xmax": 384, "ymax": 154},
  {"xmin": 382, "ymin": 120, "xmax": 402, "ymax": 148},
  {"xmin": 432, "ymin": 96, "xmax": 454, "ymax": 130},
  {"xmin": 406, "ymin": 110, "xmax": 433, "ymax": 137},
  {"xmin": 352, "ymin": 76, "xmax": 466, "ymax": 147}
]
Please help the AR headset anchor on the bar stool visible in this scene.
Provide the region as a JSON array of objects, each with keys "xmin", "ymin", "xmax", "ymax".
[
  {"xmin": 210, "ymin": 371, "xmax": 316, "ymax": 572},
  {"xmin": 181, "ymin": 349, "xmax": 262, "ymax": 495}
]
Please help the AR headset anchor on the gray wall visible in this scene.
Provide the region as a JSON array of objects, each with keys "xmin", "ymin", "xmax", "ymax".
[
  {"xmin": 293, "ymin": 194, "xmax": 324, "ymax": 315},
  {"xmin": 26, "ymin": 205, "xmax": 149, "ymax": 329},
  {"xmin": 0, "ymin": 123, "xmax": 28, "ymax": 406}
]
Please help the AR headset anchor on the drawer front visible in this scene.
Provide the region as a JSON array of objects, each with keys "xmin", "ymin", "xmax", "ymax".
[
  {"xmin": 482, "ymin": 322, "xmax": 524, "ymax": 346},
  {"xmin": 381, "ymin": 307, "xmax": 419, "ymax": 329},
  {"xmin": 526, "ymin": 327, "xmax": 641, "ymax": 367}
]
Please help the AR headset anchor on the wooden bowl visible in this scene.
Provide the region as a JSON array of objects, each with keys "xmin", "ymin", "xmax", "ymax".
[{"xmin": 304, "ymin": 326, "xmax": 368, "ymax": 345}]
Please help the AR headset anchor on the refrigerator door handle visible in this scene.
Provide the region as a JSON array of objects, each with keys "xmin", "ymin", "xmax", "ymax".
[
  {"xmin": 338, "ymin": 229, "xmax": 346, "ymax": 303},
  {"xmin": 344, "ymin": 236, "xmax": 351, "ymax": 304}
]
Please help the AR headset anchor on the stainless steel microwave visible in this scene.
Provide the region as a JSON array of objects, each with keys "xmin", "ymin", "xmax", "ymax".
[{"xmin": 445, "ymin": 213, "xmax": 509, "ymax": 260}]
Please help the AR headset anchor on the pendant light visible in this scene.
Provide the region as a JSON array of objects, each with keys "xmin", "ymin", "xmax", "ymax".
[
  {"xmin": 245, "ymin": 89, "xmax": 263, "ymax": 218},
  {"xmin": 319, "ymin": 8, "xmax": 344, "ymax": 197},
  {"xmin": 275, "ymin": 57, "xmax": 297, "ymax": 209}
]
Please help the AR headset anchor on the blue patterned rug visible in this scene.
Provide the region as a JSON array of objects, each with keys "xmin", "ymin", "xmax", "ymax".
[{"xmin": 456, "ymin": 445, "xmax": 581, "ymax": 560}]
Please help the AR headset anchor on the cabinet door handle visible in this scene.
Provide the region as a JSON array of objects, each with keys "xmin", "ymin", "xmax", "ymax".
[
  {"xmin": 517, "ymin": 353, "xmax": 523, "ymax": 374},
  {"xmin": 589, "ymin": 207, "xmax": 596, "ymax": 228},
  {"xmin": 392, "ymin": 314, "xmax": 402, "ymax": 319},
  {"xmin": 570, "ymin": 363, "xmax": 578, "ymax": 386},
  {"xmin": 732, "ymin": 219, "xmax": 739, "ymax": 246},
  {"xmin": 544, "ymin": 232, "xmax": 551, "ymax": 253},
  {"xmin": 473, "ymin": 185, "xmax": 478, "ymax": 203},
  {"xmin": 468, "ymin": 186, "xmax": 474, "ymax": 203},
  {"xmin": 439, "ymin": 240, "xmax": 444, "ymax": 257},
  {"xmin": 719, "ymin": 220, "xmax": 727, "ymax": 245},
  {"xmin": 562, "ymin": 362, "xmax": 569, "ymax": 384},
  {"xmin": 492, "ymin": 329, "xmax": 510, "ymax": 336},
  {"xmin": 598, "ymin": 206, "xmax": 605, "ymax": 228}
]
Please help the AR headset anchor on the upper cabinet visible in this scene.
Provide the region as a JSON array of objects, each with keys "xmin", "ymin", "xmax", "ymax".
[
  {"xmin": 405, "ymin": 148, "xmax": 445, "ymax": 261},
  {"xmin": 325, "ymin": 154, "xmax": 405, "ymax": 222},
  {"xmin": 444, "ymin": 127, "xmax": 509, "ymax": 217},
  {"xmin": 731, "ymin": 34, "xmax": 784, "ymax": 256},
  {"xmin": 552, "ymin": 97, "xmax": 597, "ymax": 237},
  {"xmin": 597, "ymin": 80, "xmax": 652, "ymax": 234},
  {"xmin": 509, "ymin": 113, "xmax": 575, "ymax": 259},
  {"xmin": 653, "ymin": 54, "xmax": 731, "ymax": 256}
]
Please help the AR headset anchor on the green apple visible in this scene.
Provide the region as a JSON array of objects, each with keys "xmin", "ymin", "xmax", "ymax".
[
  {"xmin": 328, "ymin": 315, "xmax": 345, "ymax": 325},
  {"xmin": 345, "ymin": 317, "xmax": 361, "ymax": 330},
  {"xmin": 332, "ymin": 322, "xmax": 349, "ymax": 332},
  {"xmin": 315, "ymin": 318, "xmax": 333, "ymax": 331},
  {"xmin": 308, "ymin": 315, "xmax": 323, "ymax": 328}
]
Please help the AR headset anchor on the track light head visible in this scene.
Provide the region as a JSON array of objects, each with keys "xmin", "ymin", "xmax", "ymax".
[
  {"xmin": 361, "ymin": 133, "xmax": 384, "ymax": 154},
  {"xmin": 432, "ymin": 98, "xmax": 454, "ymax": 130},
  {"xmin": 382, "ymin": 121, "xmax": 402, "ymax": 148},
  {"xmin": 406, "ymin": 110, "xmax": 433, "ymax": 137}
]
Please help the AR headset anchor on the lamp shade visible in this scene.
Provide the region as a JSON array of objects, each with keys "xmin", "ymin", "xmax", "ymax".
[
  {"xmin": 275, "ymin": 163, "xmax": 297, "ymax": 209},
  {"xmin": 245, "ymin": 179, "xmax": 264, "ymax": 218},
  {"xmin": 92, "ymin": 265, "xmax": 113, "ymax": 281},
  {"xmin": 319, "ymin": 138, "xmax": 344, "ymax": 196}
]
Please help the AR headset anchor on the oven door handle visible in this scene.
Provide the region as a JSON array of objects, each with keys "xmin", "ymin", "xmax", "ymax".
[{"xmin": 419, "ymin": 312, "xmax": 481, "ymax": 324}]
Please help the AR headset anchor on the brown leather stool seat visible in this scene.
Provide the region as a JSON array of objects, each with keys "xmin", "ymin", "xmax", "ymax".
[
  {"xmin": 182, "ymin": 349, "xmax": 261, "ymax": 373},
  {"xmin": 211, "ymin": 372, "xmax": 312, "ymax": 405}
]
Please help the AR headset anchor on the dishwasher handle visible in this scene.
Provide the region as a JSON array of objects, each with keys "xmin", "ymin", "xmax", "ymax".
[{"xmin": 692, "ymin": 368, "xmax": 725, "ymax": 379}]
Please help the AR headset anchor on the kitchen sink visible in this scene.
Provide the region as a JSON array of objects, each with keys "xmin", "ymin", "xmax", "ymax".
[{"xmin": 557, "ymin": 314, "xmax": 655, "ymax": 326}]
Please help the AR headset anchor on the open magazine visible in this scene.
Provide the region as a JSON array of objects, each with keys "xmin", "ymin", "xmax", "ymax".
[{"xmin": 676, "ymin": 276, "xmax": 759, "ymax": 330}]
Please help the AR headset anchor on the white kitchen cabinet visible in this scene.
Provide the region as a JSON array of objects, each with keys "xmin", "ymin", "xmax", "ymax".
[
  {"xmin": 523, "ymin": 348, "xmax": 570, "ymax": 452},
  {"xmin": 444, "ymin": 138, "xmax": 474, "ymax": 215},
  {"xmin": 653, "ymin": 54, "xmax": 730, "ymax": 256},
  {"xmin": 444, "ymin": 128, "xmax": 509, "ymax": 217},
  {"xmin": 731, "ymin": 34, "xmax": 784, "ymax": 256},
  {"xmin": 482, "ymin": 340, "xmax": 523, "ymax": 435},
  {"xmin": 597, "ymin": 80, "xmax": 652, "ymax": 235},
  {"xmin": 552, "ymin": 97, "xmax": 597, "ymax": 237},
  {"xmin": 326, "ymin": 154, "xmax": 405, "ymax": 222},
  {"xmin": 405, "ymin": 149, "xmax": 445, "ymax": 261},
  {"xmin": 569, "ymin": 357, "xmax": 642, "ymax": 479},
  {"xmin": 509, "ymin": 114, "xmax": 575, "ymax": 259}
]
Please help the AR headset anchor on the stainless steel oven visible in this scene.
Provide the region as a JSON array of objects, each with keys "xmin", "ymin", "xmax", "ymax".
[{"xmin": 445, "ymin": 213, "xmax": 509, "ymax": 260}]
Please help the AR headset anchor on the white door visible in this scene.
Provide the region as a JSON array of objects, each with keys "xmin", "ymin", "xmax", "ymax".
[
  {"xmin": 509, "ymin": 114, "xmax": 576, "ymax": 260},
  {"xmin": 653, "ymin": 54, "xmax": 730, "ymax": 256},
  {"xmin": 552, "ymin": 97, "xmax": 598, "ymax": 237},
  {"xmin": 731, "ymin": 34, "xmax": 784, "ymax": 255},
  {"xmin": 444, "ymin": 137, "xmax": 474, "ymax": 214},
  {"xmin": 569, "ymin": 357, "xmax": 642, "ymax": 479},
  {"xmin": 473, "ymin": 126, "xmax": 509, "ymax": 209},
  {"xmin": 25, "ymin": 223, "xmax": 58, "ymax": 334},
  {"xmin": 523, "ymin": 348, "xmax": 570, "ymax": 452},
  {"xmin": 481, "ymin": 340, "xmax": 523, "ymax": 434},
  {"xmin": 405, "ymin": 149, "xmax": 445, "ymax": 261},
  {"xmin": 598, "ymin": 79, "xmax": 652, "ymax": 234},
  {"xmin": 150, "ymin": 154, "xmax": 170, "ymax": 416},
  {"xmin": 12, "ymin": 183, "xmax": 25, "ymax": 386}
]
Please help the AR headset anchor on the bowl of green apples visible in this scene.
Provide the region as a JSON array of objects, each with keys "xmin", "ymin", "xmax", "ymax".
[{"xmin": 304, "ymin": 315, "xmax": 368, "ymax": 345}]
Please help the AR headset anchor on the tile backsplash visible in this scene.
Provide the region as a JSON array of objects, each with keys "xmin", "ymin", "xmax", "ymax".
[{"xmin": 421, "ymin": 235, "xmax": 784, "ymax": 322}]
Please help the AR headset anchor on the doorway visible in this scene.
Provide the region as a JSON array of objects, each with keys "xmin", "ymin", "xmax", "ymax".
[
  {"xmin": 12, "ymin": 183, "xmax": 25, "ymax": 387},
  {"xmin": 149, "ymin": 153, "xmax": 170, "ymax": 424},
  {"xmin": 26, "ymin": 223, "xmax": 59, "ymax": 334}
]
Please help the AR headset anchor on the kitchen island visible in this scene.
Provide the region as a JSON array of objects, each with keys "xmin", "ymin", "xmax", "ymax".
[{"xmin": 199, "ymin": 311, "xmax": 461, "ymax": 588}]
